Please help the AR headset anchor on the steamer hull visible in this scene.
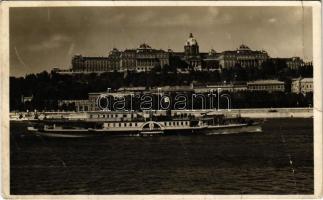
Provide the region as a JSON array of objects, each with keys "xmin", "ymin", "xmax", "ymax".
[
  {"xmin": 26, "ymin": 111, "xmax": 263, "ymax": 138},
  {"xmin": 27, "ymin": 122, "xmax": 262, "ymax": 138}
]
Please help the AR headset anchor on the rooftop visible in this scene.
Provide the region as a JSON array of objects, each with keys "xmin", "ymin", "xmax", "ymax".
[
  {"xmin": 247, "ymin": 80, "xmax": 285, "ymax": 85},
  {"xmin": 300, "ymin": 78, "xmax": 313, "ymax": 82},
  {"xmin": 292, "ymin": 77, "xmax": 313, "ymax": 82}
]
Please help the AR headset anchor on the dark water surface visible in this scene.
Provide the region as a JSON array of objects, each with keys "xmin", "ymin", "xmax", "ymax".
[{"xmin": 10, "ymin": 118, "xmax": 313, "ymax": 194}]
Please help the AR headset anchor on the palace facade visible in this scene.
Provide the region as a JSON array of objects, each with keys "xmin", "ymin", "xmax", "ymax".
[
  {"xmin": 72, "ymin": 44, "xmax": 170, "ymax": 73},
  {"xmin": 217, "ymin": 45, "xmax": 269, "ymax": 69},
  {"xmin": 67, "ymin": 33, "xmax": 306, "ymax": 73}
]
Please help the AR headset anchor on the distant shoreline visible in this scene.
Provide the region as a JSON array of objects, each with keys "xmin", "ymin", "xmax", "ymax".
[
  {"xmin": 9, "ymin": 107, "xmax": 313, "ymax": 120},
  {"xmin": 221, "ymin": 108, "xmax": 313, "ymax": 118},
  {"xmin": 175, "ymin": 108, "xmax": 313, "ymax": 118}
]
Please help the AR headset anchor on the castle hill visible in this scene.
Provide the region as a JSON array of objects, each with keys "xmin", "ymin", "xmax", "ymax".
[{"xmin": 10, "ymin": 33, "xmax": 313, "ymax": 112}]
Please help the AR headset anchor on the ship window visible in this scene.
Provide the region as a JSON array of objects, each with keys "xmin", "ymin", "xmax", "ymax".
[
  {"xmin": 130, "ymin": 123, "xmax": 132, "ymax": 127},
  {"xmin": 103, "ymin": 115, "xmax": 105, "ymax": 118}
]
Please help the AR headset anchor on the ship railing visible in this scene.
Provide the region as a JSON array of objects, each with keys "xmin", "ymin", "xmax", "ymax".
[{"xmin": 142, "ymin": 127, "xmax": 162, "ymax": 131}]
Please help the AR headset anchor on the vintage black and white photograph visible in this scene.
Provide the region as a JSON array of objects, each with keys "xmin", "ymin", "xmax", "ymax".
[{"xmin": 3, "ymin": 2, "xmax": 322, "ymax": 197}]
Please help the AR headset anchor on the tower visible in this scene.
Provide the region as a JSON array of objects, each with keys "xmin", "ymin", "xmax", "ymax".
[{"xmin": 184, "ymin": 33, "xmax": 199, "ymax": 57}]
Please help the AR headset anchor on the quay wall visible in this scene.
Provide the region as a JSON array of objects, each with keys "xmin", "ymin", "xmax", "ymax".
[
  {"xmin": 228, "ymin": 108, "xmax": 313, "ymax": 118},
  {"xmin": 174, "ymin": 108, "xmax": 313, "ymax": 118},
  {"xmin": 10, "ymin": 108, "xmax": 313, "ymax": 120}
]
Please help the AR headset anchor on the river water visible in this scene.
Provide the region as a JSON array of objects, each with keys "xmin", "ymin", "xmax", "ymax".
[{"xmin": 10, "ymin": 118, "xmax": 313, "ymax": 194}]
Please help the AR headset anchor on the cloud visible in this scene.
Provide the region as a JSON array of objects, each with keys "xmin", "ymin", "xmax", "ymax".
[
  {"xmin": 67, "ymin": 43, "xmax": 75, "ymax": 56},
  {"xmin": 268, "ymin": 18, "xmax": 277, "ymax": 23},
  {"xmin": 226, "ymin": 33, "xmax": 232, "ymax": 40},
  {"xmin": 28, "ymin": 34, "xmax": 71, "ymax": 51},
  {"xmin": 221, "ymin": 13, "xmax": 233, "ymax": 23},
  {"xmin": 14, "ymin": 46, "xmax": 29, "ymax": 69},
  {"xmin": 133, "ymin": 11, "xmax": 156, "ymax": 23},
  {"xmin": 208, "ymin": 7, "xmax": 220, "ymax": 17}
]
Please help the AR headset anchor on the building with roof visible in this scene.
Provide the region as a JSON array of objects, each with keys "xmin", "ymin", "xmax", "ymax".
[
  {"xmin": 71, "ymin": 44, "xmax": 169, "ymax": 73},
  {"xmin": 21, "ymin": 95, "xmax": 33, "ymax": 103},
  {"xmin": 291, "ymin": 78, "xmax": 313, "ymax": 94},
  {"xmin": 202, "ymin": 49, "xmax": 221, "ymax": 71},
  {"xmin": 218, "ymin": 45, "xmax": 269, "ymax": 69},
  {"xmin": 285, "ymin": 57, "xmax": 305, "ymax": 70},
  {"xmin": 247, "ymin": 80, "xmax": 285, "ymax": 92}
]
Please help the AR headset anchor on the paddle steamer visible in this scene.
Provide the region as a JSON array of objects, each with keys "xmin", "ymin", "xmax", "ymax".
[{"xmin": 26, "ymin": 110, "xmax": 262, "ymax": 138}]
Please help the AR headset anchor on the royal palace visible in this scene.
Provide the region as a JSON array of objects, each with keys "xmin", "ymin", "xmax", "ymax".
[{"xmin": 65, "ymin": 33, "xmax": 308, "ymax": 73}]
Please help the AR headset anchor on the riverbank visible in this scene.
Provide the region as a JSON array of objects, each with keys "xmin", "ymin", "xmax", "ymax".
[
  {"xmin": 221, "ymin": 108, "xmax": 313, "ymax": 118},
  {"xmin": 10, "ymin": 107, "xmax": 313, "ymax": 120},
  {"xmin": 167, "ymin": 108, "xmax": 313, "ymax": 119}
]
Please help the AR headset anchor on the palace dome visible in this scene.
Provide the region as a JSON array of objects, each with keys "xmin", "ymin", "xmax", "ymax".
[{"xmin": 185, "ymin": 33, "xmax": 198, "ymax": 46}]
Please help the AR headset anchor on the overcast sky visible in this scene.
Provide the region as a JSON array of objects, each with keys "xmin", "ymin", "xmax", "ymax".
[{"xmin": 10, "ymin": 6, "xmax": 312, "ymax": 77}]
